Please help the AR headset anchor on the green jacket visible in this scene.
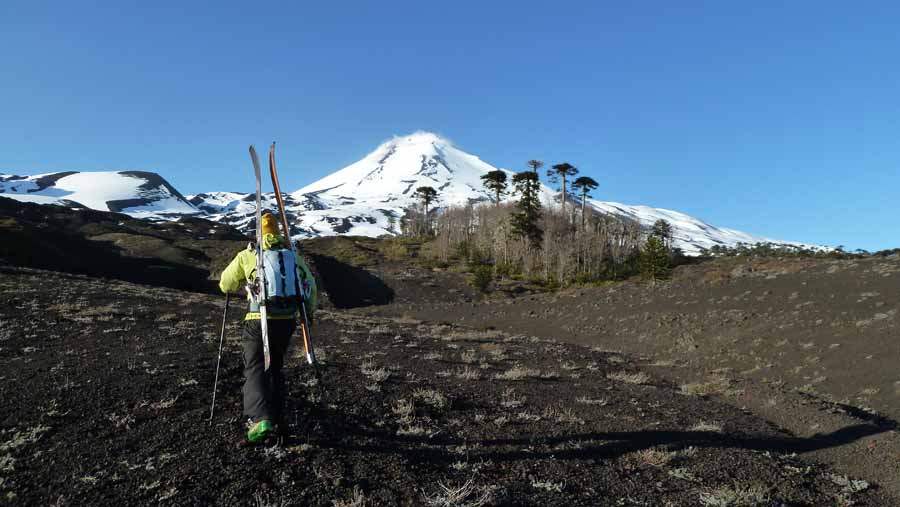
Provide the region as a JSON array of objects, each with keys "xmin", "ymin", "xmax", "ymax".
[{"xmin": 219, "ymin": 233, "xmax": 318, "ymax": 321}]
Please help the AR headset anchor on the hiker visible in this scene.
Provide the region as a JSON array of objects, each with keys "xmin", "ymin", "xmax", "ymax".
[{"xmin": 219, "ymin": 211, "xmax": 317, "ymax": 443}]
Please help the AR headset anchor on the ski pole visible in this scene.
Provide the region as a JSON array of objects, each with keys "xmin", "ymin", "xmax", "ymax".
[
  {"xmin": 209, "ymin": 293, "xmax": 230, "ymax": 424},
  {"xmin": 298, "ymin": 297, "xmax": 319, "ymax": 379}
]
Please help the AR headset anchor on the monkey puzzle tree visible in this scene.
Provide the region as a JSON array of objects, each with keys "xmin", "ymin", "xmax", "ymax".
[
  {"xmin": 639, "ymin": 235, "xmax": 671, "ymax": 280},
  {"xmin": 526, "ymin": 159, "xmax": 544, "ymax": 174},
  {"xmin": 571, "ymin": 176, "xmax": 599, "ymax": 229},
  {"xmin": 480, "ymin": 170, "xmax": 508, "ymax": 206},
  {"xmin": 651, "ymin": 219, "xmax": 674, "ymax": 249},
  {"xmin": 414, "ymin": 185, "xmax": 439, "ymax": 235},
  {"xmin": 510, "ymin": 170, "xmax": 543, "ymax": 249},
  {"xmin": 547, "ymin": 162, "xmax": 579, "ymax": 215}
]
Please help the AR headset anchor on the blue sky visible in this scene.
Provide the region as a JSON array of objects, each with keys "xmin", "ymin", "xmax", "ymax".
[{"xmin": 1, "ymin": 1, "xmax": 897, "ymax": 250}]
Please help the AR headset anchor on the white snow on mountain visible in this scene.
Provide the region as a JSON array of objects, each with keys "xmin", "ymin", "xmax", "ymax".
[
  {"xmin": 294, "ymin": 132, "xmax": 497, "ymax": 205},
  {"xmin": 586, "ymin": 200, "xmax": 794, "ymax": 254},
  {"xmin": 2, "ymin": 132, "xmax": 814, "ymax": 254},
  {"xmin": 271, "ymin": 131, "xmax": 802, "ymax": 254},
  {"xmin": 0, "ymin": 171, "xmax": 199, "ymax": 219}
]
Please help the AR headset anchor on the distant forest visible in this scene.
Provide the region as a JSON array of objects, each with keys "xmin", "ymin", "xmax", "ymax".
[{"xmin": 391, "ymin": 161, "xmax": 887, "ymax": 290}]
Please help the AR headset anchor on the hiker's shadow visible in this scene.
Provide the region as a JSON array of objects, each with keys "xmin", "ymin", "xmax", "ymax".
[
  {"xmin": 466, "ymin": 423, "xmax": 887, "ymax": 463},
  {"xmin": 306, "ymin": 406, "xmax": 887, "ymax": 466}
]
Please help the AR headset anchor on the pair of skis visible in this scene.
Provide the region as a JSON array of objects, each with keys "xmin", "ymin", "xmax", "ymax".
[{"xmin": 248, "ymin": 144, "xmax": 317, "ymax": 372}]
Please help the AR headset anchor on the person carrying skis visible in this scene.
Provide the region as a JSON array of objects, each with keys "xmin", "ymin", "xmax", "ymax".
[{"xmin": 218, "ymin": 211, "xmax": 317, "ymax": 443}]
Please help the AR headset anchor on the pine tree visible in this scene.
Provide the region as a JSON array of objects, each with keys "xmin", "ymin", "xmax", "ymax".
[
  {"xmin": 547, "ymin": 163, "xmax": 579, "ymax": 215},
  {"xmin": 639, "ymin": 235, "xmax": 671, "ymax": 280},
  {"xmin": 510, "ymin": 170, "xmax": 543, "ymax": 249},
  {"xmin": 526, "ymin": 159, "xmax": 544, "ymax": 174},
  {"xmin": 480, "ymin": 170, "xmax": 508, "ymax": 206},
  {"xmin": 571, "ymin": 176, "xmax": 599, "ymax": 229}
]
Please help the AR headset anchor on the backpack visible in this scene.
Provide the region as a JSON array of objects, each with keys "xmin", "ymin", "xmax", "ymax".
[{"xmin": 261, "ymin": 248, "xmax": 301, "ymax": 302}]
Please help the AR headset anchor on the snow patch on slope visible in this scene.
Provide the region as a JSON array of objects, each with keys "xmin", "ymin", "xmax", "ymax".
[
  {"xmin": 0, "ymin": 171, "xmax": 200, "ymax": 219},
  {"xmin": 3, "ymin": 132, "xmax": 815, "ymax": 255}
]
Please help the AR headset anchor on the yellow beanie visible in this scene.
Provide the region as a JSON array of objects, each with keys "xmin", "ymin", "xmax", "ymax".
[{"xmin": 261, "ymin": 213, "xmax": 280, "ymax": 237}]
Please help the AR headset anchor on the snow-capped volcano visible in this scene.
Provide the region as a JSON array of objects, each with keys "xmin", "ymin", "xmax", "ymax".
[
  {"xmin": 295, "ymin": 132, "xmax": 497, "ymax": 206},
  {"xmin": 0, "ymin": 171, "xmax": 199, "ymax": 219},
  {"xmin": 187, "ymin": 132, "xmax": 506, "ymax": 238},
  {"xmin": 276, "ymin": 131, "xmax": 797, "ymax": 254},
  {"xmin": 2, "ymin": 132, "xmax": 811, "ymax": 254}
]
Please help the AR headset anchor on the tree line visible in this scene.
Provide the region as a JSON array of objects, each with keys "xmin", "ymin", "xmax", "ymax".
[{"xmin": 401, "ymin": 160, "xmax": 680, "ymax": 288}]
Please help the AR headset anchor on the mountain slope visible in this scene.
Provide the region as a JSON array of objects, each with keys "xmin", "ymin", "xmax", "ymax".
[
  {"xmin": 0, "ymin": 171, "xmax": 199, "ymax": 219},
  {"xmin": 189, "ymin": 132, "xmax": 802, "ymax": 254},
  {"xmin": 211, "ymin": 132, "xmax": 801, "ymax": 253},
  {"xmin": 3, "ymin": 133, "xmax": 813, "ymax": 254}
]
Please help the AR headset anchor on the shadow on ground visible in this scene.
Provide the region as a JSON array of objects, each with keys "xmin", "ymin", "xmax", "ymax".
[
  {"xmin": 317, "ymin": 400, "xmax": 888, "ymax": 463},
  {"xmin": 309, "ymin": 254, "xmax": 394, "ymax": 308},
  {"xmin": 0, "ymin": 197, "xmax": 246, "ymax": 292}
]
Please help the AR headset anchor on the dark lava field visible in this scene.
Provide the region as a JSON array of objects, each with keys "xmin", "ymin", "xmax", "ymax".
[{"xmin": 1, "ymin": 199, "xmax": 899, "ymax": 505}]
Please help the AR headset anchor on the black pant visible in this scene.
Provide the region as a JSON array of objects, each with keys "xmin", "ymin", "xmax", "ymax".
[{"xmin": 242, "ymin": 319, "xmax": 296, "ymax": 422}]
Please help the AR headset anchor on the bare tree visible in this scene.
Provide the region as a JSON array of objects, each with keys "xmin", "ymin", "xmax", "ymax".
[{"xmin": 433, "ymin": 201, "xmax": 641, "ymax": 284}]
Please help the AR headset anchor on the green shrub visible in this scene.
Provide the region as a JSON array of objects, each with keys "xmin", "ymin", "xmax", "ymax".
[
  {"xmin": 469, "ymin": 265, "xmax": 493, "ymax": 293},
  {"xmin": 640, "ymin": 236, "xmax": 671, "ymax": 280},
  {"xmin": 380, "ymin": 240, "xmax": 409, "ymax": 261},
  {"xmin": 467, "ymin": 246, "xmax": 490, "ymax": 266},
  {"xmin": 454, "ymin": 240, "xmax": 471, "ymax": 261},
  {"xmin": 494, "ymin": 261, "xmax": 519, "ymax": 278}
]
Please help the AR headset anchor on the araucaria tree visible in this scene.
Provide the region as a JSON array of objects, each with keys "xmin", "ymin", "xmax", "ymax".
[
  {"xmin": 639, "ymin": 235, "xmax": 670, "ymax": 280},
  {"xmin": 547, "ymin": 163, "xmax": 579, "ymax": 215},
  {"xmin": 571, "ymin": 176, "xmax": 599, "ymax": 229},
  {"xmin": 415, "ymin": 186, "xmax": 438, "ymax": 216},
  {"xmin": 414, "ymin": 186, "xmax": 439, "ymax": 235},
  {"xmin": 510, "ymin": 170, "xmax": 543, "ymax": 249},
  {"xmin": 480, "ymin": 170, "xmax": 508, "ymax": 206},
  {"xmin": 651, "ymin": 219, "xmax": 673, "ymax": 249},
  {"xmin": 526, "ymin": 159, "xmax": 544, "ymax": 174}
]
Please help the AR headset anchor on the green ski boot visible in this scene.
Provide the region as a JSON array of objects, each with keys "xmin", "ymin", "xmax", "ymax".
[{"xmin": 247, "ymin": 419, "xmax": 273, "ymax": 443}]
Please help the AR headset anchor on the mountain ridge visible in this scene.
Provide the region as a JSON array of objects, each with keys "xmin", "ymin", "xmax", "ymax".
[{"xmin": 1, "ymin": 132, "xmax": 814, "ymax": 254}]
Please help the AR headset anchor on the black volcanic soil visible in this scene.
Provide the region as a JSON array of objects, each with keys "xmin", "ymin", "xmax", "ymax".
[
  {"xmin": 1, "ymin": 265, "xmax": 891, "ymax": 506},
  {"xmin": 0, "ymin": 196, "xmax": 246, "ymax": 292},
  {"xmin": 365, "ymin": 254, "xmax": 900, "ymax": 501}
]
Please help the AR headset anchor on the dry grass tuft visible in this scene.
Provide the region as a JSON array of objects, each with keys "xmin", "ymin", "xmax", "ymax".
[
  {"xmin": 361, "ymin": 360, "xmax": 391, "ymax": 383},
  {"xmin": 423, "ymin": 477, "xmax": 493, "ymax": 507},
  {"xmin": 698, "ymin": 484, "xmax": 769, "ymax": 506},
  {"xmin": 413, "ymin": 388, "xmax": 448, "ymax": 410},
  {"xmin": 456, "ymin": 367, "xmax": 482, "ymax": 381},
  {"xmin": 500, "ymin": 388, "xmax": 526, "ymax": 409},
  {"xmin": 606, "ymin": 370, "xmax": 651, "ymax": 385},
  {"xmin": 493, "ymin": 365, "xmax": 541, "ymax": 381},
  {"xmin": 460, "ymin": 350, "xmax": 478, "ymax": 364},
  {"xmin": 680, "ymin": 375, "xmax": 731, "ymax": 396},
  {"xmin": 690, "ymin": 421, "xmax": 723, "ymax": 433},
  {"xmin": 543, "ymin": 406, "xmax": 584, "ymax": 425},
  {"xmin": 391, "ymin": 398, "xmax": 415, "ymax": 424},
  {"xmin": 634, "ymin": 448, "xmax": 675, "ymax": 467},
  {"xmin": 575, "ymin": 396, "xmax": 608, "ymax": 406}
]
